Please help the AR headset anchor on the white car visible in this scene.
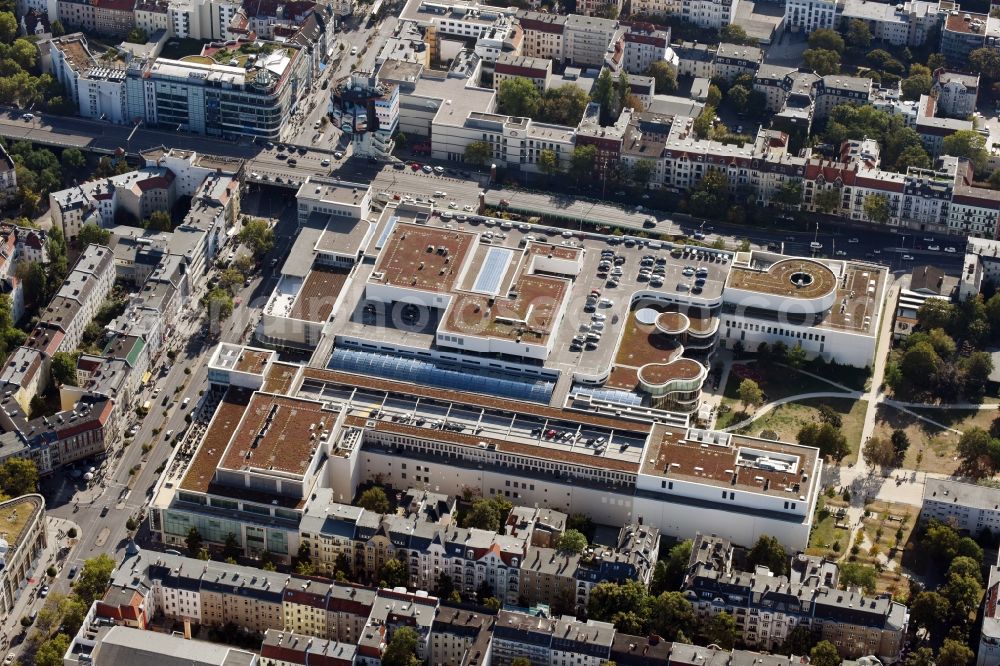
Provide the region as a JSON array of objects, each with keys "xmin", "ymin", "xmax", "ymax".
[
  {"xmin": 847, "ymin": 237, "xmax": 859, "ymax": 243},
  {"xmin": 944, "ymin": 246, "xmax": 957, "ymax": 253},
  {"xmin": 809, "ymin": 241, "xmax": 822, "ymax": 250},
  {"xmin": 448, "ymin": 202, "xmax": 458, "ymax": 209},
  {"xmin": 927, "ymin": 244, "xmax": 940, "ymax": 251},
  {"xmin": 334, "ymin": 151, "xmax": 344, "ymax": 159},
  {"xmin": 463, "ymin": 205, "xmax": 474, "ymax": 212},
  {"xmin": 834, "ymin": 250, "xmax": 847, "ymax": 256},
  {"xmin": 321, "ymin": 159, "xmax": 330, "ymax": 167},
  {"xmin": 592, "ymin": 313, "xmax": 607, "ymax": 322},
  {"xmin": 350, "ymin": 46, "xmax": 358, "ymax": 55},
  {"xmin": 902, "ymin": 254, "xmax": 914, "ymax": 261},
  {"xmin": 434, "ymin": 166, "xmax": 445, "ymax": 174}
]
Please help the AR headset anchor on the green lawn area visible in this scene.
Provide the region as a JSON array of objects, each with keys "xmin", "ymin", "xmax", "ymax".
[
  {"xmin": 715, "ymin": 366, "xmax": 854, "ymax": 430},
  {"xmin": 722, "ymin": 397, "xmax": 867, "ymax": 459},
  {"xmin": 872, "ymin": 404, "xmax": 1000, "ymax": 473},
  {"xmin": 807, "ymin": 496, "xmax": 850, "ymax": 558}
]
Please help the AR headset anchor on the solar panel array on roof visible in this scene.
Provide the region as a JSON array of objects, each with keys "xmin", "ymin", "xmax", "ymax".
[
  {"xmin": 376, "ymin": 216, "xmax": 399, "ymax": 250},
  {"xmin": 328, "ymin": 347, "xmax": 554, "ymax": 402},
  {"xmin": 571, "ymin": 385, "xmax": 644, "ymax": 406},
  {"xmin": 471, "ymin": 247, "xmax": 513, "ymax": 295}
]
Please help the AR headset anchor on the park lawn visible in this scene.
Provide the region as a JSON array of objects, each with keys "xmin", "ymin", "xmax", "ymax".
[
  {"xmin": 727, "ymin": 398, "xmax": 867, "ymax": 458},
  {"xmin": 716, "ymin": 366, "xmax": 854, "ymax": 428},
  {"xmin": 870, "ymin": 405, "xmax": 1000, "ymax": 474}
]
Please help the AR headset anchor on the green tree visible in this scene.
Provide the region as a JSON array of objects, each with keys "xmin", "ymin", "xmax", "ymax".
[
  {"xmin": 937, "ymin": 639, "xmax": 974, "ymax": 666},
  {"xmin": 736, "ymin": 378, "xmax": 764, "ymax": 411},
  {"xmin": 61, "ymin": 149, "xmax": 86, "ymax": 170},
  {"xmin": 808, "ymin": 29, "xmax": 844, "ymax": 53},
  {"xmin": 126, "ymin": 27, "xmax": 148, "ymax": 43},
  {"xmin": 648, "ymin": 591, "xmax": 695, "ymax": 641},
  {"xmin": 588, "ymin": 580, "xmax": 648, "ymax": 623},
  {"xmin": 689, "ymin": 167, "xmax": 729, "ymax": 218},
  {"xmin": 77, "ymin": 223, "xmax": 112, "ymax": 248},
  {"xmin": 962, "ymin": 351, "xmax": 994, "ymax": 396},
  {"xmin": 781, "ymin": 625, "xmax": 819, "ymax": 655},
  {"xmin": 917, "ymin": 298, "xmax": 957, "ymax": 331},
  {"xmin": 0, "ymin": 11, "xmax": 15, "ymax": 44},
  {"xmin": 810, "ymin": 640, "xmax": 840, "ymax": 666},
  {"xmin": 720, "ymin": 24, "xmax": 757, "ymax": 45},
  {"xmin": 436, "ymin": 572, "xmax": 455, "ymax": 598},
  {"xmin": 703, "ymin": 611, "xmax": 737, "ymax": 649},
  {"xmin": 591, "ymin": 68, "xmax": 616, "ymax": 124},
  {"xmin": 464, "ymin": 140, "xmax": 492, "ymax": 167},
  {"xmin": 901, "ymin": 64, "xmax": 933, "ymax": 100},
  {"xmin": 570, "ymin": 144, "xmax": 597, "ymax": 182},
  {"xmin": 645, "ymin": 61, "xmax": 677, "ymax": 93},
  {"xmin": 651, "ymin": 539, "xmax": 692, "ymax": 594},
  {"xmin": 539, "ymin": 85, "xmax": 589, "ymax": 125},
  {"xmin": 538, "ymin": 148, "xmax": 560, "ymax": 178},
  {"xmin": 727, "ymin": 84, "xmax": 751, "ymax": 113},
  {"xmin": 692, "ymin": 105, "xmax": 715, "ymax": 140},
  {"xmin": 144, "ymin": 210, "xmax": 172, "ymax": 232},
  {"xmin": 11, "ymin": 38, "xmax": 37, "ymax": 70},
  {"xmin": 863, "ymin": 193, "xmax": 890, "ymax": 224},
  {"xmin": 971, "ymin": 47, "xmax": 1000, "ymax": 80},
  {"xmin": 238, "ymin": 218, "xmax": 275, "ymax": 258},
  {"xmin": 462, "ymin": 496, "xmax": 512, "ymax": 532},
  {"xmin": 202, "ymin": 288, "xmax": 234, "ymax": 322},
  {"xmin": 497, "ymin": 77, "xmax": 542, "ymax": 118},
  {"xmin": 358, "ymin": 486, "xmax": 391, "ymax": 513},
  {"xmin": 35, "ymin": 634, "xmax": 71, "ymax": 666},
  {"xmin": 748, "ymin": 535, "xmax": 788, "ymax": 576},
  {"xmin": 845, "ymin": 18, "xmax": 872, "ymax": 50},
  {"xmin": 797, "ymin": 422, "xmax": 849, "ymax": 460},
  {"xmin": 862, "ymin": 436, "xmax": 896, "ymax": 472},
  {"xmin": 185, "ymin": 527, "xmax": 203, "ymax": 557},
  {"xmin": 813, "ymin": 187, "xmax": 841, "ymax": 213},
  {"xmin": 382, "ymin": 626, "xmax": 422, "ymax": 666},
  {"xmin": 50, "ymin": 350, "xmax": 79, "ymax": 386},
  {"xmin": 706, "ymin": 84, "xmax": 722, "ymax": 108},
  {"xmin": 556, "ymin": 529, "xmax": 588, "ymax": 554},
  {"xmin": 905, "ymin": 647, "xmax": 935, "ymax": 666},
  {"xmin": 51, "ymin": 18, "xmax": 65, "ymax": 35},
  {"xmin": 59, "ymin": 594, "xmax": 89, "ymax": 635},
  {"xmin": 942, "ymin": 129, "xmax": 989, "ymax": 173},
  {"xmin": 840, "ymin": 562, "xmax": 878, "ymax": 593},
  {"xmin": 16, "ymin": 259, "xmax": 46, "ymax": 307},
  {"xmin": 74, "ymin": 553, "xmax": 116, "ymax": 604},
  {"xmin": 511, "ymin": 659, "xmax": 532, "ymax": 666},
  {"xmin": 218, "ymin": 267, "xmax": 246, "ymax": 296},
  {"xmin": 895, "ymin": 144, "xmax": 931, "ymax": 171},
  {"xmin": 909, "ymin": 590, "xmax": 950, "ymax": 639},
  {"xmin": 0, "ymin": 457, "xmax": 38, "ymax": 496},
  {"xmin": 804, "ymin": 48, "xmax": 841, "ymax": 75},
  {"xmin": 380, "ymin": 557, "xmax": 409, "ymax": 589},
  {"xmin": 631, "ymin": 159, "xmax": 654, "ymax": 189}
]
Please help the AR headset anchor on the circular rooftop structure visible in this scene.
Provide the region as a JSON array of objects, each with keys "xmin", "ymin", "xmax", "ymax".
[
  {"xmin": 635, "ymin": 307, "xmax": 659, "ymax": 325},
  {"xmin": 637, "ymin": 359, "xmax": 707, "ymax": 396},
  {"xmin": 655, "ymin": 311, "xmax": 690, "ymax": 336},
  {"xmin": 727, "ymin": 258, "xmax": 838, "ymax": 315}
]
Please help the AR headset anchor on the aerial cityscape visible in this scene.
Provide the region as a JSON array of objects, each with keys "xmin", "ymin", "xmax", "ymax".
[{"xmin": 1, "ymin": 0, "xmax": 1000, "ymax": 664}]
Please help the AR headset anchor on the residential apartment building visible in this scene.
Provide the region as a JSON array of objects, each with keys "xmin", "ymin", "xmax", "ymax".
[
  {"xmin": 813, "ymin": 75, "xmax": 874, "ymax": 119},
  {"xmin": 940, "ymin": 9, "xmax": 1000, "ymax": 65},
  {"xmin": 621, "ymin": 23, "xmax": 672, "ymax": 75},
  {"xmin": 493, "ymin": 53, "xmax": 552, "ymax": 91},
  {"xmin": 517, "ymin": 10, "xmax": 567, "ymax": 62},
  {"xmin": 981, "ymin": 551, "xmax": 1000, "ymax": 666},
  {"xmin": 785, "ymin": 0, "xmax": 838, "ymax": 32},
  {"xmin": 681, "ymin": 0, "xmax": 739, "ymax": 29},
  {"xmin": 492, "ymin": 612, "xmax": 616, "ymax": 666},
  {"xmin": 921, "ymin": 477, "xmax": 1000, "ymax": 536},
  {"xmin": 932, "ymin": 68, "xmax": 979, "ymax": 118},
  {"xmin": 56, "ymin": 0, "xmax": 135, "ymax": 36},
  {"xmin": 684, "ymin": 534, "xmax": 908, "ymax": 662},
  {"xmin": 564, "ymin": 14, "xmax": 620, "ymax": 67},
  {"xmin": 713, "ymin": 42, "xmax": 762, "ymax": 83},
  {"xmin": 840, "ymin": 0, "xmax": 943, "ymax": 47}
]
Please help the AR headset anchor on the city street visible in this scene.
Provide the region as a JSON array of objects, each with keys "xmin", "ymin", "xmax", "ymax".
[{"xmin": 2, "ymin": 194, "xmax": 296, "ymax": 662}]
